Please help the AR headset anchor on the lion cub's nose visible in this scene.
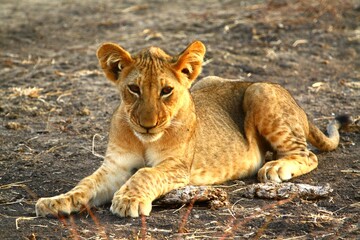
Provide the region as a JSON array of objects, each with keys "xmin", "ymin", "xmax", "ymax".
[{"xmin": 139, "ymin": 113, "xmax": 158, "ymax": 132}]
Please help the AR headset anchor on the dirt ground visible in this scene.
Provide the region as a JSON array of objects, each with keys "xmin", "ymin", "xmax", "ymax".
[{"xmin": 1, "ymin": 0, "xmax": 359, "ymax": 239}]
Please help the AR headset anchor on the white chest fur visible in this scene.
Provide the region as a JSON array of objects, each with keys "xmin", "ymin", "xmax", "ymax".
[{"xmin": 144, "ymin": 147, "xmax": 164, "ymax": 167}]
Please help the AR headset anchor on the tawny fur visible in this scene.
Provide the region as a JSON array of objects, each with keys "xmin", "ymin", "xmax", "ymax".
[{"xmin": 36, "ymin": 41, "xmax": 345, "ymax": 218}]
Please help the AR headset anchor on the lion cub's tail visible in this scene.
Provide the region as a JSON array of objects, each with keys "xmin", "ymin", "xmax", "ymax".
[{"xmin": 308, "ymin": 115, "xmax": 352, "ymax": 151}]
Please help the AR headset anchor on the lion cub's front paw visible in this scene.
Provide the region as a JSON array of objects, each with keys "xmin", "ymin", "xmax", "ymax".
[
  {"xmin": 110, "ymin": 194, "xmax": 152, "ymax": 218},
  {"xmin": 35, "ymin": 192, "xmax": 89, "ymax": 217},
  {"xmin": 257, "ymin": 161, "xmax": 293, "ymax": 183}
]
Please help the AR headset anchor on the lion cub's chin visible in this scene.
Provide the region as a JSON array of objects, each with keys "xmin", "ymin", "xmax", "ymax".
[{"xmin": 133, "ymin": 131, "xmax": 164, "ymax": 143}]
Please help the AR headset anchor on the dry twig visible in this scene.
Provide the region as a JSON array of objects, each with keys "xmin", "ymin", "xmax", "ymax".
[
  {"xmin": 155, "ymin": 186, "xmax": 229, "ymax": 210},
  {"xmin": 238, "ymin": 182, "xmax": 333, "ymax": 199},
  {"xmin": 15, "ymin": 217, "xmax": 37, "ymax": 230},
  {"xmin": 92, "ymin": 134, "xmax": 105, "ymax": 159}
]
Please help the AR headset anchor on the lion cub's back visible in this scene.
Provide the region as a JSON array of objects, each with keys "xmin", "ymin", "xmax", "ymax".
[{"xmin": 190, "ymin": 78, "xmax": 258, "ymax": 185}]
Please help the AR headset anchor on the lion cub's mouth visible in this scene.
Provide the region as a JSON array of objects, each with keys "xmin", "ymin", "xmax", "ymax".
[
  {"xmin": 130, "ymin": 120, "xmax": 169, "ymax": 143},
  {"xmin": 129, "ymin": 119, "xmax": 169, "ymax": 143},
  {"xmin": 133, "ymin": 131, "xmax": 164, "ymax": 143}
]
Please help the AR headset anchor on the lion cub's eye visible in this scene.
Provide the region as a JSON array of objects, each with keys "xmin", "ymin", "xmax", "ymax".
[
  {"xmin": 161, "ymin": 86, "xmax": 173, "ymax": 97},
  {"xmin": 128, "ymin": 84, "xmax": 141, "ymax": 95}
]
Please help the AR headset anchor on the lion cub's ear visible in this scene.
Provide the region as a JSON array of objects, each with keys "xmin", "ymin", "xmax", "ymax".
[
  {"xmin": 96, "ymin": 43, "xmax": 133, "ymax": 83},
  {"xmin": 173, "ymin": 41, "xmax": 206, "ymax": 86}
]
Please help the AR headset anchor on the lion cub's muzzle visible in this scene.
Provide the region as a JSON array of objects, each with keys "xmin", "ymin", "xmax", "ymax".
[
  {"xmin": 131, "ymin": 117, "xmax": 167, "ymax": 143},
  {"xmin": 130, "ymin": 104, "xmax": 169, "ymax": 142}
]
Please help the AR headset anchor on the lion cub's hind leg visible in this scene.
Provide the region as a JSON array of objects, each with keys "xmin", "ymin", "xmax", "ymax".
[
  {"xmin": 245, "ymin": 83, "xmax": 318, "ymax": 183},
  {"xmin": 257, "ymin": 137, "xmax": 318, "ymax": 183},
  {"xmin": 257, "ymin": 117, "xmax": 318, "ymax": 183}
]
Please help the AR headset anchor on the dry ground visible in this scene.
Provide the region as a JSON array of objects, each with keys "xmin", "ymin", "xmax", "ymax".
[{"xmin": 0, "ymin": 0, "xmax": 359, "ymax": 239}]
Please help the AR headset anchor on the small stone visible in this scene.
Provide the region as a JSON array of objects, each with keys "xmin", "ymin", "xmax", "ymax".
[{"xmin": 6, "ymin": 122, "xmax": 23, "ymax": 130}]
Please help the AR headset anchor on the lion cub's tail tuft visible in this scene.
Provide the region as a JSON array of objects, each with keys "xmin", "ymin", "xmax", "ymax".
[{"xmin": 308, "ymin": 115, "xmax": 352, "ymax": 151}]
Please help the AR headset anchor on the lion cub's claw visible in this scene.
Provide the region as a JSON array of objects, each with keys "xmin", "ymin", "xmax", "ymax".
[{"xmin": 111, "ymin": 195, "xmax": 152, "ymax": 218}]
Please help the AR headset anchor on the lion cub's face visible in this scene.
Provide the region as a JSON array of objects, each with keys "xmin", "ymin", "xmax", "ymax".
[
  {"xmin": 119, "ymin": 61, "xmax": 186, "ymax": 143},
  {"xmin": 97, "ymin": 41, "xmax": 206, "ymax": 143}
]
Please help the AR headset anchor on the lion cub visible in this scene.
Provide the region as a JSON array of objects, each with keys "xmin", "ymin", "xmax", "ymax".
[{"xmin": 36, "ymin": 41, "xmax": 347, "ymax": 218}]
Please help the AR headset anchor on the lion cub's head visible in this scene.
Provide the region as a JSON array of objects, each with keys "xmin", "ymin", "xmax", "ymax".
[{"xmin": 96, "ymin": 41, "xmax": 206, "ymax": 142}]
